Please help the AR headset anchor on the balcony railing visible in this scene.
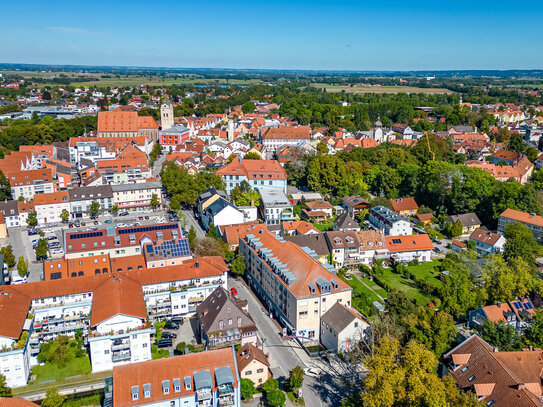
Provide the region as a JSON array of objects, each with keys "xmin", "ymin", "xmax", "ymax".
[
  {"xmin": 111, "ymin": 342, "xmax": 130, "ymax": 351},
  {"xmin": 112, "ymin": 352, "xmax": 131, "ymax": 362}
]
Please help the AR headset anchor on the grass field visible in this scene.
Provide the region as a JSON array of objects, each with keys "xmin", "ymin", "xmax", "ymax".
[
  {"xmin": 310, "ymin": 83, "xmax": 452, "ymax": 94},
  {"xmin": 407, "ymin": 260, "xmax": 443, "ymax": 289},
  {"xmin": 31, "ymin": 355, "xmax": 91, "ymax": 385},
  {"xmin": 361, "ymin": 276, "xmax": 387, "ymax": 298},
  {"xmin": 1, "ymin": 70, "xmax": 261, "ymax": 87},
  {"xmin": 379, "ymin": 268, "xmax": 433, "ymax": 305}
]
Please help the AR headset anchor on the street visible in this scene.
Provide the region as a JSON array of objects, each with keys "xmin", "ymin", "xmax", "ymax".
[
  {"xmin": 182, "ymin": 209, "xmax": 205, "ymax": 238},
  {"xmin": 228, "ymin": 277, "xmax": 355, "ymax": 407}
]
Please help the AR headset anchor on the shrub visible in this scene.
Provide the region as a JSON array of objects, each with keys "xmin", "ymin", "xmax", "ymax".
[
  {"xmin": 261, "ymin": 378, "xmax": 278, "ymax": 394},
  {"xmin": 267, "ymin": 389, "xmax": 286, "ymax": 407},
  {"xmin": 240, "ymin": 378, "xmax": 256, "ymax": 399}
]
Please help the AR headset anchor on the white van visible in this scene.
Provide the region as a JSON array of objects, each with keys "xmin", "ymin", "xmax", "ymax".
[{"xmin": 12, "ymin": 275, "xmax": 27, "ymax": 285}]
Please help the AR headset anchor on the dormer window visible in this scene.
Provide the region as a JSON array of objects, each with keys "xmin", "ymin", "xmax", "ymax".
[
  {"xmin": 143, "ymin": 383, "xmax": 151, "ymax": 398},
  {"xmin": 131, "ymin": 386, "xmax": 139, "ymax": 401}
]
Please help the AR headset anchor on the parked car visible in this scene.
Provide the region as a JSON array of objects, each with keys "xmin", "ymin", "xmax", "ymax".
[
  {"xmin": 81, "ymin": 222, "xmax": 86, "ymax": 226},
  {"xmin": 104, "ymin": 219, "xmax": 112, "ymax": 224},
  {"xmin": 36, "ymin": 255, "xmax": 48, "ymax": 261},
  {"xmin": 11, "ymin": 275, "xmax": 27, "ymax": 285},
  {"xmin": 164, "ymin": 321, "xmax": 179, "ymax": 330},
  {"xmin": 433, "ymin": 247, "xmax": 441, "ymax": 253},
  {"xmin": 170, "ymin": 317, "xmax": 184, "ymax": 325},
  {"xmin": 43, "ymin": 229, "xmax": 54, "ymax": 234},
  {"xmin": 144, "ymin": 216, "xmax": 150, "ymax": 220},
  {"xmin": 303, "ymin": 368, "xmax": 322, "ymax": 378},
  {"xmin": 94, "ymin": 221, "xmax": 99, "ymax": 225},
  {"xmin": 119, "ymin": 212, "xmax": 129, "ymax": 216},
  {"xmin": 161, "ymin": 332, "xmax": 177, "ymax": 339},
  {"xmin": 47, "ymin": 236, "xmax": 58, "ymax": 241},
  {"xmin": 230, "ymin": 288, "xmax": 238, "ymax": 296},
  {"xmin": 51, "ymin": 249, "xmax": 63, "ymax": 255},
  {"xmin": 156, "ymin": 339, "xmax": 172, "ymax": 348},
  {"xmin": 28, "ymin": 229, "xmax": 38, "ymax": 236},
  {"xmin": 138, "ymin": 216, "xmax": 144, "ymax": 220}
]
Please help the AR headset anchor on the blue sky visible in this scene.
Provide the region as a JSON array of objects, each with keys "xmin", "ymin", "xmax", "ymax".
[{"xmin": 1, "ymin": 0, "xmax": 542, "ymax": 71}]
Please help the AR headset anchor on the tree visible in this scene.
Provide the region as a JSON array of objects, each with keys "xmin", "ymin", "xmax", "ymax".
[
  {"xmin": 503, "ymin": 222, "xmax": 540, "ymax": 265},
  {"xmin": 35, "ymin": 238, "xmax": 49, "ymax": 259},
  {"xmin": 525, "ymin": 309, "xmax": 543, "ymax": 348},
  {"xmin": 192, "ymin": 237, "xmax": 224, "ymax": 257},
  {"xmin": 206, "ymin": 223, "xmax": 218, "ymax": 239},
  {"xmin": 508, "ymin": 133, "xmax": 526, "ymax": 153},
  {"xmin": 150, "ymin": 193, "xmax": 160, "ymax": 209},
  {"xmin": 17, "ymin": 256, "xmax": 28, "ymax": 278},
  {"xmin": 187, "ymin": 226, "xmax": 197, "ymax": 249},
  {"xmin": 111, "ymin": 204, "xmax": 119, "ymax": 215},
  {"xmin": 0, "ymin": 373, "xmax": 12, "ymax": 397},
  {"xmin": 480, "ymin": 320, "xmax": 523, "ymax": 351},
  {"xmin": 90, "ymin": 201, "xmax": 100, "ymax": 218},
  {"xmin": 0, "ymin": 170, "xmax": 12, "ymax": 201},
  {"xmin": 60, "ymin": 208, "xmax": 69, "ymax": 223},
  {"xmin": 289, "ymin": 366, "xmax": 304, "ymax": 390},
  {"xmin": 240, "ymin": 378, "xmax": 256, "ymax": 399},
  {"xmin": 241, "ymin": 101, "xmax": 256, "ymax": 114},
  {"xmin": 230, "ymin": 253, "xmax": 246, "ymax": 276},
  {"xmin": 42, "ymin": 386, "xmax": 66, "ymax": 407},
  {"xmin": 526, "ymin": 146, "xmax": 539, "ymax": 162},
  {"xmin": 149, "ymin": 142, "xmax": 163, "ymax": 166},
  {"xmin": 27, "ymin": 211, "xmax": 37, "ymax": 227},
  {"xmin": 266, "ymin": 389, "xmax": 286, "ymax": 407},
  {"xmin": 244, "ymin": 151, "xmax": 261, "ymax": 160},
  {"xmin": 0, "ymin": 246, "xmax": 15, "ymax": 268},
  {"xmin": 261, "ymin": 378, "xmax": 278, "ymax": 393}
]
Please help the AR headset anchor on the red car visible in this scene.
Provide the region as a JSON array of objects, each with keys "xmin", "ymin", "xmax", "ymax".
[{"xmin": 230, "ymin": 288, "xmax": 238, "ymax": 296}]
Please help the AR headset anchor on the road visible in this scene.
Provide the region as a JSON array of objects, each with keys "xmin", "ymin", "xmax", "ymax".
[
  {"xmin": 228, "ymin": 277, "xmax": 354, "ymax": 407},
  {"xmin": 182, "ymin": 209, "xmax": 205, "ymax": 238}
]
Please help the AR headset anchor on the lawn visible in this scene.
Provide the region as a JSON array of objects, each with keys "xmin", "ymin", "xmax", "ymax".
[
  {"xmin": 361, "ymin": 276, "xmax": 387, "ymax": 298},
  {"xmin": 407, "ymin": 260, "xmax": 443, "ymax": 289},
  {"xmin": 379, "ymin": 268, "xmax": 433, "ymax": 306},
  {"xmin": 309, "ymin": 83, "xmax": 452, "ymax": 94},
  {"xmin": 31, "ymin": 355, "xmax": 91, "ymax": 385},
  {"xmin": 314, "ymin": 221, "xmax": 334, "ymax": 232}
]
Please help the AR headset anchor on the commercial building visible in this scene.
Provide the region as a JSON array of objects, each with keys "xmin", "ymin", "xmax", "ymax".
[
  {"xmin": 33, "ymin": 191, "xmax": 70, "ymax": 225},
  {"xmin": 111, "ymin": 182, "xmax": 162, "ymax": 211},
  {"xmin": 259, "ymin": 126, "xmax": 311, "ymax": 151},
  {"xmin": 110, "ymin": 347, "xmax": 240, "ymax": 407},
  {"xmin": 369, "ymin": 206, "xmax": 413, "ymax": 236},
  {"xmin": 239, "ymin": 229, "xmax": 352, "ymax": 340},
  {"xmin": 69, "ymin": 185, "xmax": 114, "ymax": 218},
  {"xmin": 8, "ymin": 168, "xmax": 55, "ymax": 200}
]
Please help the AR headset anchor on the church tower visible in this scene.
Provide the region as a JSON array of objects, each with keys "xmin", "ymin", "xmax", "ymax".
[
  {"xmin": 160, "ymin": 98, "xmax": 174, "ymax": 130},
  {"xmin": 373, "ymin": 116, "xmax": 383, "ymax": 143},
  {"xmin": 227, "ymin": 119, "xmax": 234, "ymax": 142}
]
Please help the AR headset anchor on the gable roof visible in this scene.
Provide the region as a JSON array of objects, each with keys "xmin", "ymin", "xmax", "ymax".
[
  {"xmin": 469, "ymin": 228, "xmax": 503, "ymax": 246},
  {"xmin": 500, "ymin": 208, "xmax": 543, "ymax": 228},
  {"xmin": 389, "ymin": 197, "xmax": 418, "ymax": 212},
  {"xmin": 236, "ymin": 343, "xmax": 270, "ymax": 372},
  {"xmin": 385, "ymin": 234, "xmax": 434, "ymax": 252},
  {"xmin": 284, "ymin": 233, "xmax": 331, "ymax": 256},
  {"xmin": 447, "ymin": 213, "xmax": 481, "ymax": 227},
  {"xmin": 321, "ymin": 302, "xmax": 365, "ymax": 333},
  {"xmin": 261, "ymin": 126, "xmax": 310, "ymax": 140},
  {"xmin": 281, "ymin": 220, "xmax": 319, "ymax": 235},
  {"xmin": 334, "ymin": 212, "xmax": 360, "ymax": 230}
]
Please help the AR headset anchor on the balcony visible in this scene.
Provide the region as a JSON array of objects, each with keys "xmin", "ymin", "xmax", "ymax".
[
  {"xmin": 112, "ymin": 351, "xmax": 131, "ymax": 362},
  {"xmin": 111, "ymin": 341, "xmax": 130, "ymax": 351}
]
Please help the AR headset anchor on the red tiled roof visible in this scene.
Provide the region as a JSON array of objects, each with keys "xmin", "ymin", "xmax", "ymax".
[
  {"xmin": 469, "ymin": 228, "xmax": 502, "ymax": 245},
  {"xmin": 216, "ymin": 157, "xmax": 286, "ymax": 180},
  {"xmin": 500, "ymin": 208, "xmax": 543, "ymax": 228},
  {"xmin": 261, "ymin": 126, "xmax": 310, "ymax": 140},
  {"xmin": 385, "ymin": 234, "xmax": 434, "ymax": 252},
  {"xmin": 281, "ymin": 221, "xmax": 318, "ymax": 235},
  {"xmin": 389, "ymin": 197, "xmax": 418, "ymax": 212},
  {"xmin": 113, "ymin": 347, "xmax": 237, "ymax": 407}
]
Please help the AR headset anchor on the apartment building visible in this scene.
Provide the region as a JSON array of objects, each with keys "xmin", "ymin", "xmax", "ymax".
[
  {"xmin": 0, "ymin": 257, "xmax": 228, "ymax": 386},
  {"xmin": 259, "ymin": 189, "xmax": 293, "ymax": 226},
  {"xmin": 498, "ymin": 208, "xmax": 543, "ymax": 244},
  {"xmin": 69, "ymin": 185, "xmax": 114, "ymax": 218},
  {"xmin": 8, "ymin": 168, "xmax": 55, "ymax": 200},
  {"xmin": 111, "ymin": 182, "xmax": 162, "ymax": 211},
  {"xmin": 369, "ymin": 206, "xmax": 413, "ymax": 236},
  {"xmin": 63, "ymin": 223, "xmax": 182, "ymax": 259},
  {"xmin": 259, "ymin": 126, "xmax": 311, "ymax": 151},
  {"xmin": 239, "ymin": 229, "xmax": 352, "ymax": 340},
  {"xmin": 33, "ymin": 191, "xmax": 70, "ymax": 225},
  {"xmin": 385, "ymin": 234, "xmax": 434, "ymax": 263},
  {"xmin": 216, "ymin": 157, "xmax": 287, "ymax": 194},
  {"xmin": 110, "ymin": 347, "xmax": 240, "ymax": 407}
]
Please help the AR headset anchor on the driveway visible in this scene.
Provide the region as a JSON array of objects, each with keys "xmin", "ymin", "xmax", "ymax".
[{"xmin": 182, "ymin": 210, "xmax": 205, "ymax": 239}]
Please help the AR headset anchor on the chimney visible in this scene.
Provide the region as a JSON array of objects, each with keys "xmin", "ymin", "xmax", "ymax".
[
  {"xmin": 251, "ymin": 199, "xmax": 254, "ymax": 206},
  {"xmin": 497, "ymin": 301, "xmax": 501, "ymax": 308},
  {"xmin": 195, "ymin": 261, "xmax": 199, "ymax": 268}
]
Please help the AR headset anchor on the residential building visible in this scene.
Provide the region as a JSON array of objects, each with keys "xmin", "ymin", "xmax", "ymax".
[
  {"xmin": 498, "ymin": 208, "xmax": 543, "ymax": 244},
  {"xmin": 0, "ymin": 199, "xmax": 21, "ymax": 228},
  {"xmin": 63, "ymin": 222, "xmax": 182, "ymax": 260},
  {"xmin": 196, "ymin": 287, "xmax": 258, "ymax": 347},
  {"xmin": 236, "ymin": 344, "xmax": 270, "ymax": 387},
  {"xmin": 260, "ymin": 126, "xmax": 311, "ymax": 151},
  {"xmin": 9, "ymin": 168, "xmax": 55, "ymax": 200},
  {"xmin": 444, "ymin": 335, "xmax": 543, "ymax": 407},
  {"xmin": 354, "ymin": 230, "xmax": 389, "ymax": 265},
  {"xmin": 143, "ymin": 239, "xmax": 192, "ymax": 268},
  {"xmin": 468, "ymin": 297, "xmax": 535, "ymax": 331},
  {"xmin": 0, "ymin": 257, "xmax": 228, "ymax": 386},
  {"xmin": 389, "ymin": 197, "xmax": 418, "ymax": 216},
  {"xmin": 445, "ymin": 213, "xmax": 481, "ymax": 236},
  {"xmin": 219, "ymin": 223, "xmax": 269, "ymax": 251},
  {"xmin": 369, "ymin": 206, "xmax": 413, "ymax": 236},
  {"xmin": 69, "ymin": 185, "xmax": 114, "ymax": 218},
  {"xmin": 413, "ymin": 213, "xmax": 434, "ymax": 225},
  {"xmin": 111, "ymin": 182, "xmax": 162, "ymax": 211},
  {"xmin": 33, "ymin": 191, "xmax": 70, "ymax": 225},
  {"xmin": 110, "ymin": 347, "xmax": 240, "ymax": 407},
  {"xmin": 303, "ymin": 200, "xmax": 334, "ymax": 221},
  {"xmin": 239, "ymin": 229, "xmax": 352, "ymax": 340},
  {"xmin": 280, "ymin": 221, "xmax": 319, "ymax": 236},
  {"xmin": 385, "ymin": 234, "xmax": 434, "ymax": 263},
  {"xmin": 284, "ymin": 234, "xmax": 331, "ymax": 264},
  {"xmin": 200, "ymin": 197, "xmax": 245, "ymax": 232},
  {"xmin": 325, "ymin": 231, "xmax": 361, "ymax": 269},
  {"xmin": 216, "ymin": 157, "xmax": 287, "ymax": 194},
  {"xmin": 342, "ymin": 196, "xmax": 370, "ymax": 216},
  {"xmin": 291, "ymin": 192, "xmax": 323, "ymax": 205},
  {"xmin": 196, "ymin": 187, "xmax": 229, "ymax": 215},
  {"xmin": 259, "ymin": 189, "xmax": 293, "ymax": 226},
  {"xmin": 333, "ymin": 212, "xmax": 361, "ymax": 232},
  {"xmin": 469, "ymin": 228, "xmax": 506, "ymax": 255},
  {"xmin": 451, "ymin": 240, "xmax": 467, "ymax": 251},
  {"xmin": 320, "ymin": 302, "xmax": 368, "ymax": 352}
]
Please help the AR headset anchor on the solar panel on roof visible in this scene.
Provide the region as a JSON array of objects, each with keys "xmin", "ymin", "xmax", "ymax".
[
  {"xmin": 513, "ymin": 301, "xmax": 522, "ymax": 309},
  {"xmin": 524, "ymin": 303, "xmax": 533, "ymax": 310},
  {"xmin": 392, "ymin": 238, "xmax": 401, "ymax": 244}
]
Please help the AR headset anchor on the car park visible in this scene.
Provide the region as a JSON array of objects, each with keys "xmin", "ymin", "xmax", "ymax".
[{"xmin": 156, "ymin": 339, "xmax": 172, "ymax": 348}]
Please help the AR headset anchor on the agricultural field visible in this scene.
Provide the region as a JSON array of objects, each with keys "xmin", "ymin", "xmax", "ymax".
[{"xmin": 309, "ymin": 83, "xmax": 452, "ymax": 94}]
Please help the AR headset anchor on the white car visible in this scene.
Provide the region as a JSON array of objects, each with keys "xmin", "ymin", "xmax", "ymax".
[
  {"xmin": 51, "ymin": 249, "xmax": 63, "ymax": 255},
  {"xmin": 12, "ymin": 275, "xmax": 27, "ymax": 285},
  {"xmin": 43, "ymin": 229, "xmax": 54, "ymax": 234},
  {"xmin": 303, "ymin": 368, "xmax": 322, "ymax": 378}
]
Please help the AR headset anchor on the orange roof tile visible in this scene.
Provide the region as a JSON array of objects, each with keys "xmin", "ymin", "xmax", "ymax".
[
  {"xmin": 500, "ymin": 208, "xmax": 543, "ymax": 228},
  {"xmin": 385, "ymin": 234, "xmax": 434, "ymax": 252}
]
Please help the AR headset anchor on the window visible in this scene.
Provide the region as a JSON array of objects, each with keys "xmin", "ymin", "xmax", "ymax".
[
  {"xmin": 228, "ymin": 319, "xmax": 232, "ymax": 325},
  {"xmin": 246, "ymin": 370, "xmax": 252, "ymax": 375},
  {"xmin": 468, "ymin": 375, "xmax": 475, "ymax": 382},
  {"xmin": 460, "ymin": 366, "xmax": 468, "ymax": 373},
  {"xmin": 257, "ymin": 368, "xmax": 264, "ymax": 373}
]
